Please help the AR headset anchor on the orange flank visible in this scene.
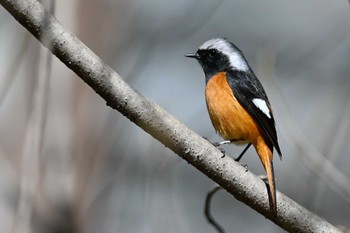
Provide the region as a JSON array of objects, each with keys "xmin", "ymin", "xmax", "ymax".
[
  {"xmin": 205, "ymin": 71, "xmax": 277, "ymax": 214},
  {"xmin": 205, "ymin": 71, "xmax": 260, "ymax": 143}
]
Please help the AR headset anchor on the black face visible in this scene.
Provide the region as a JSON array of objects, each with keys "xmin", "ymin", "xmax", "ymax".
[{"xmin": 195, "ymin": 48, "xmax": 230, "ymax": 78}]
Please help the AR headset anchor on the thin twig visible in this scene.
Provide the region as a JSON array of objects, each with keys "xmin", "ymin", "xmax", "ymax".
[{"xmin": 205, "ymin": 185, "xmax": 225, "ymax": 233}]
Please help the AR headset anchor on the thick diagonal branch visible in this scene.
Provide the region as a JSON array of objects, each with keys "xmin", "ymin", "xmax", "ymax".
[{"xmin": 0, "ymin": 1, "xmax": 341, "ymax": 232}]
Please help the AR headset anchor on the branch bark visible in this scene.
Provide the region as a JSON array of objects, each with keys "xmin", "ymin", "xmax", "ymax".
[{"xmin": 0, "ymin": 0, "xmax": 341, "ymax": 232}]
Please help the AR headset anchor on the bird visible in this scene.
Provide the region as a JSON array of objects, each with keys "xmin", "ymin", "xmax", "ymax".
[{"xmin": 185, "ymin": 38, "xmax": 282, "ymax": 215}]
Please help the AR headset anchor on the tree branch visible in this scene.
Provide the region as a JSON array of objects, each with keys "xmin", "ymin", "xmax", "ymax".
[{"xmin": 0, "ymin": 0, "xmax": 341, "ymax": 232}]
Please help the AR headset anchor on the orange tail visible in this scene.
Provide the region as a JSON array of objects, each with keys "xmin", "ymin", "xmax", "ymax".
[
  {"xmin": 264, "ymin": 158, "xmax": 277, "ymax": 215},
  {"xmin": 255, "ymin": 138, "xmax": 277, "ymax": 215}
]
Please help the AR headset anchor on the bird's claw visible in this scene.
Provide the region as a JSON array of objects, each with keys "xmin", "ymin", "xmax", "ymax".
[
  {"xmin": 258, "ymin": 175, "xmax": 268, "ymax": 182},
  {"xmin": 203, "ymin": 136, "xmax": 226, "ymax": 157}
]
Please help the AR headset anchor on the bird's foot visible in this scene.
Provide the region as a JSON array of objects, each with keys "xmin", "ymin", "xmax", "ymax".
[
  {"xmin": 203, "ymin": 137, "xmax": 226, "ymax": 158},
  {"xmin": 258, "ymin": 175, "xmax": 268, "ymax": 182}
]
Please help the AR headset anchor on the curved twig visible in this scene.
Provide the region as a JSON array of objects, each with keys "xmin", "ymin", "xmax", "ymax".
[{"xmin": 205, "ymin": 185, "xmax": 225, "ymax": 233}]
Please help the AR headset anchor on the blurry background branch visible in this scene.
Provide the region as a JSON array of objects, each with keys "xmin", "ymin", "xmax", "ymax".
[
  {"xmin": 12, "ymin": 1, "xmax": 55, "ymax": 232},
  {"xmin": 0, "ymin": 0, "xmax": 347, "ymax": 233},
  {"xmin": 257, "ymin": 49, "xmax": 350, "ymax": 204}
]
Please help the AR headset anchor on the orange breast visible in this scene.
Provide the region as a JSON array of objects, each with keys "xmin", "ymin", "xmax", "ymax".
[{"xmin": 205, "ymin": 72, "xmax": 260, "ymax": 144}]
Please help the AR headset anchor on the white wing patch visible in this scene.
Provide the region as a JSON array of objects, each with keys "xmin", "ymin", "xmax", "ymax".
[{"xmin": 252, "ymin": 98, "xmax": 271, "ymax": 118}]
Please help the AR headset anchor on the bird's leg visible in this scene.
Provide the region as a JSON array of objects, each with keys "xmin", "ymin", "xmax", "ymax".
[
  {"xmin": 212, "ymin": 139, "xmax": 240, "ymax": 157},
  {"xmin": 258, "ymin": 175, "xmax": 268, "ymax": 182},
  {"xmin": 233, "ymin": 143, "xmax": 252, "ymax": 170},
  {"xmin": 212, "ymin": 139, "xmax": 240, "ymax": 147},
  {"xmin": 203, "ymin": 137, "xmax": 228, "ymax": 157},
  {"xmin": 204, "ymin": 138, "xmax": 251, "ymax": 161},
  {"xmin": 235, "ymin": 143, "xmax": 252, "ymax": 161}
]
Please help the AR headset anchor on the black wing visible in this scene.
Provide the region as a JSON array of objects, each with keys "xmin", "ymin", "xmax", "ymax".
[{"xmin": 226, "ymin": 70, "xmax": 282, "ymax": 158}]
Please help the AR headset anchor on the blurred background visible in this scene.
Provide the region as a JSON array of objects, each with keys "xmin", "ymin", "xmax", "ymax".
[{"xmin": 0, "ymin": 0, "xmax": 350, "ymax": 232}]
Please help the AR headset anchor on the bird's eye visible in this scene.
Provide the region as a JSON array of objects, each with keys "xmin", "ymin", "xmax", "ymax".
[{"xmin": 208, "ymin": 49, "xmax": 217, "ymax": 57}]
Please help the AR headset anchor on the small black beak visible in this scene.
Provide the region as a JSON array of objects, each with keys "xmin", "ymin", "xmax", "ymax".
[{"xmin": 185, "ymin": 52, "xmax": 200, "ymax": 59}]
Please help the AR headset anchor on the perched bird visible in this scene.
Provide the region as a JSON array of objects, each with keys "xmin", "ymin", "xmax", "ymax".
[{"xmin": 185, "ymin": 38, "xmax": 282, "ymax": 214}]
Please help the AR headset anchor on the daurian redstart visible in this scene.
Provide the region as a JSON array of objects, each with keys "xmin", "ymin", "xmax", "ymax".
[{"xmin": 185, "ymin": 38, "xmax": 282, "ymax": 214}]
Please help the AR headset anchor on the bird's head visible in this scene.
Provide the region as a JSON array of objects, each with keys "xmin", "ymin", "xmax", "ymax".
[{"xmin": 185, "ymin": 38, "xmax": 249, "ymax": 79}]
